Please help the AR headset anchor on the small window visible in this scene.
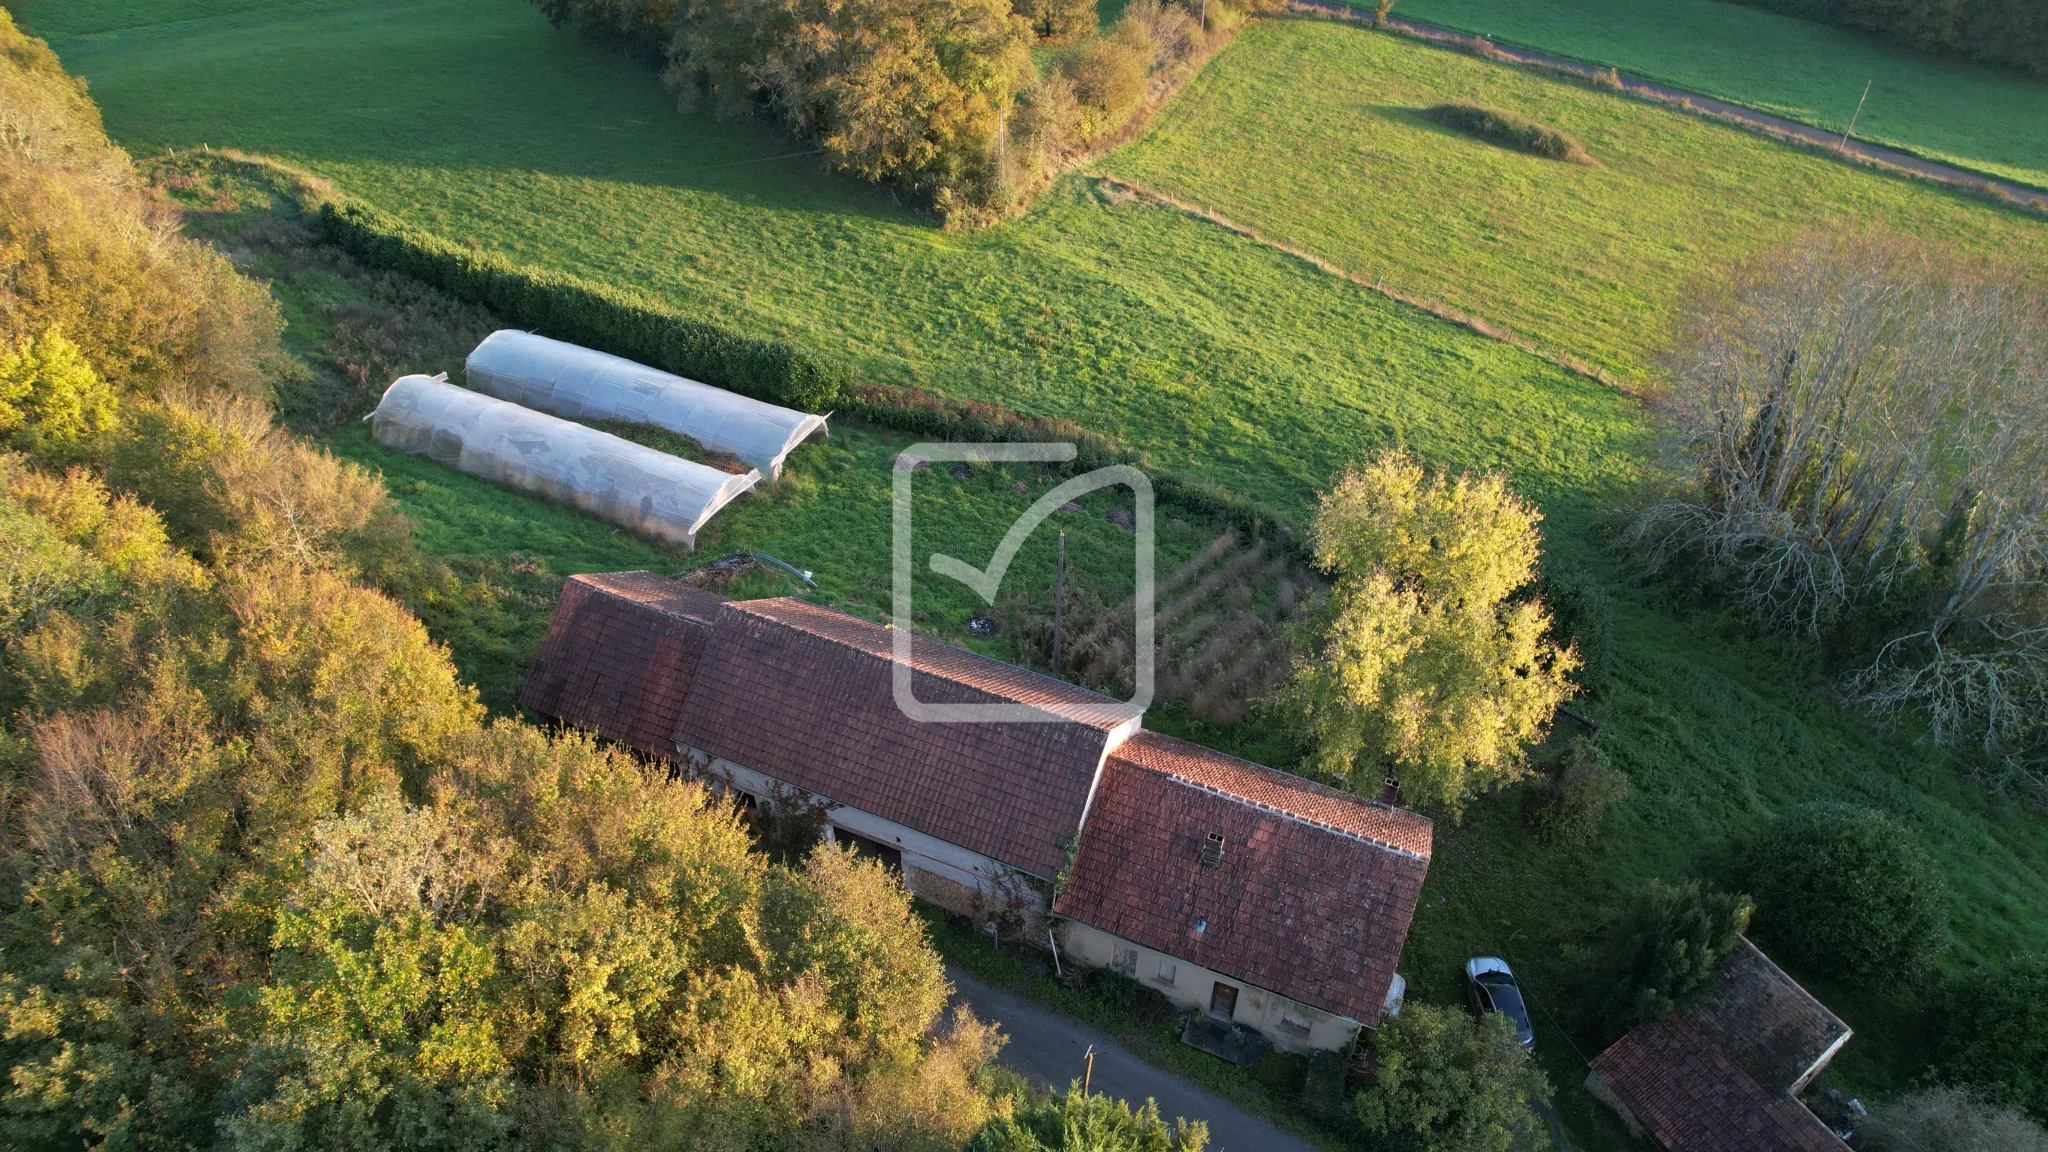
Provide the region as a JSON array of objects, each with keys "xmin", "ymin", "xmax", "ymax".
[
  {"xmin": 1157, "ymin": 961, "xmax": 1178, "ymax": 985},
  {"xmin": 1279, "ymin": 1012, "xmax": 1313, "ymax": 1037},
  {"xmin": 1112, "ymin": 947, "xmax": 1138, "ymax": 975}
]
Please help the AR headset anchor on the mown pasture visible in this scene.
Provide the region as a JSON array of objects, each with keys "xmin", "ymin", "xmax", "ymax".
[
  {"xmin": 1103, "ymin": 17, "xmax": 2048, "ymax": 384},
  {"xmin": 39, "ymin": 0, "xmax": 2048, "ymax": 1141},
  {"xmin": 1391, "ymin": 0, "xmax": 2048, "ymax": 190}
]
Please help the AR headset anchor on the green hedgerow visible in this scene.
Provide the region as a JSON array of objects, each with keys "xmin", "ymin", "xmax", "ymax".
[
  {"xmin": 1424, "ymin": 104, "xmax": 1593, "ymax": 164},
  {"xmin": 1748, "ymin": 801, "xmax": 1948, "ymax": 976}
]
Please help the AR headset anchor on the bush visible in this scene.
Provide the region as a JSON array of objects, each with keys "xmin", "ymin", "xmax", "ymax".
[
  {"xmin": 1424, "ymin": 104, "xmax": 1592, "ymax": 164},
  {"xmin": 1526, "ymin": 737, "xmax": 1629, "ymax": 849},
  {"xmin": 1354, "ymin": 1003, "xmax": 1549, "ymax": 1152},
  {"xmin": 1748, "ymin": 802, "xmax": 1948, "ymax": 976},
  {"xmin": 1600, "ymin": 879, "xmax": 1752, "ymax": 1033},
  {"xmin": 1937, "ymin": 954, "xmax": 2048, "ymax": 1122},
  {"xmin": 1861, "ymin": 1085, "xmax": 2048, "ymax": 1152},
  {"xmin": 313, "ymin": 199, "xmax": 849, "ymax": 410},
  {"xmin": 968, "ymin": 1084, "xmax": 1208, "ymax": 1151}
]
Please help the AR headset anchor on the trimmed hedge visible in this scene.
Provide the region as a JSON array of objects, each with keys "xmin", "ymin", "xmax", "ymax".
[
  {"xmin": 314, "ymin": 200, "xmax": 850, "ymax": 411},
  {"xmin": 1425, "ymin": 104, "xmax": 1592, "ymax": 164}
]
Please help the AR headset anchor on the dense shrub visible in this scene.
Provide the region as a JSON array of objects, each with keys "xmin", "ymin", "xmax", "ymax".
[
  {"xmin": 1525, "ymin": 737, "xmax": 1629, "ymax": 849},
  {"xmin": 968, "ymin": 1084, "xmax": 1208, "ymax": 1151},
  {"xmin": 1937, "ymin": 954, "xmax": 2048, "ymax": 1122},
  {"xmin": 1425, "ymin": 104, "xmax": 1592, "ymax": 163},
  {"xmin": 1861, "ymin": 1086, "xmax": 2048, "ymax": 1152},
  {"xmin": 1748, "ymin": 801, "xmax": 1948, "ymax": 975},
  {"xmin": 1354, "ymin": 1003, "xmax": 1550, "ymax": 1152},
  {"xmin": 314, "ymin": 199, "xmax": 848, "ymax": 410},
  {"xmin": 1728, "ymin": 0, "xmax": 2046, "ymax": 77},
  {"xmin": 1599, "ymin": 879, "xmax": 1752, "ymax": 1033}
]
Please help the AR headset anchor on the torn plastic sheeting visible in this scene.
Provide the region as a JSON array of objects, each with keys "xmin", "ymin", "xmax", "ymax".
[
  {"xmin": 370, "ymin": 375, "xmax": 760, "ymax": 549},
  {"xmin": 464, "ymin": 330, "xmax": 828, "ymax": 479}
]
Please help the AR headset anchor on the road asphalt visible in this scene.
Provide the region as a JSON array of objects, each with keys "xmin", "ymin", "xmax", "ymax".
[{"xmin": 947, "ymin": 966, "xmax": 1322, "ymax": 1152}]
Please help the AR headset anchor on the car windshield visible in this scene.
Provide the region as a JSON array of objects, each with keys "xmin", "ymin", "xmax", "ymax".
[{"xmin": 1488, "ymin": 983, "xmax": 1536, "ymax": 1042}]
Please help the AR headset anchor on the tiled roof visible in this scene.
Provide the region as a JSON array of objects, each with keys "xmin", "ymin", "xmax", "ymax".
[
  {"xmin": 518, "ymin": 573, "xmax": 726, "ymax": 757},
  {"xmin": 729, "ymin": 598, "xmax": 1142, "ymax": 729},
  {"xmin": 1591, "ymin": 1015, "xmax": 1848, "ymax": 1152},
  {"xmin": 1109, "ymin": 731, "xmax": 1433, "ymax": 860},
  {"xmin": 672, "ymin": 598, "xmax": 1129, "ymax": 878},
  {"xmin": 1054, "ymin": 736, "xmax": 1431, "ymax": 1025},
  {"xmin": 1688, "ymin": 938, "xmax": 1850, "ymax": 1094}
]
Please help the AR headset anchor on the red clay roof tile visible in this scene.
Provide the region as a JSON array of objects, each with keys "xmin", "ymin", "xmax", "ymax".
[
  {"xmin": 673, "ymin": 598, "xmax": 1129, "ymax": 877},
  {"xmin": 1591, "ymin": 1015, "xmax": 1848, "ymax": 1152},
  {"xmin": 1054, "ymin": 737, "xmax": 1431, "ymax": 1025},
  {"xmin": 518, "ymin": 573, "xmax": 726, "ymax": 757}
]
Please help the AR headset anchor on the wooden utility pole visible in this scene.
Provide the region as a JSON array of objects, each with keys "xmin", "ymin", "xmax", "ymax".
[
  {"xmin": 1051, "ymin": 531, "xmax": 1066, "ymax": 677},
  {"xmin": 1082, "ymin": 1045, "xmax": 1095, "ymax": 1096},
  {"xmin": 1838, "ymin": 80, "xmax": 1871, "ymax": 151}
]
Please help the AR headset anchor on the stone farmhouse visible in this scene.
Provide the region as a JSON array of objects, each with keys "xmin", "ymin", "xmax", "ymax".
[{"xmin": 519, "ymin": 571, "xmax": 1434, "ymax": 1052}]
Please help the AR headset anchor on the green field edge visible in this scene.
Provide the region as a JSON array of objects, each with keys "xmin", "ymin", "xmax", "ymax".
[{"xmin": 1323, "ymin": 2, "xmax": 2048, "ymax": 195}]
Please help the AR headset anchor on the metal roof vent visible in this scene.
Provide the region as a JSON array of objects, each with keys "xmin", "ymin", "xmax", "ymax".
[{"xmin": 1201, "ymin": 832, "xmax": 1226, "ymax": 869}]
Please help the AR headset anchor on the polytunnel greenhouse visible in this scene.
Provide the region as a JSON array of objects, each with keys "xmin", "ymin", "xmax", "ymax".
[
  {"xmin": 464, "ymin": 330, "xmax": 828, "ymax": 479},
  {"xmin": 370, "ymin": 375, "xmax": 760, "ymax": 549}
]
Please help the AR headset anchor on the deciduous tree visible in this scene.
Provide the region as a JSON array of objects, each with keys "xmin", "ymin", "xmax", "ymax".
[{"xmin": 1276, "ymin": 450, "xmax": 1577, "ymax": 814}]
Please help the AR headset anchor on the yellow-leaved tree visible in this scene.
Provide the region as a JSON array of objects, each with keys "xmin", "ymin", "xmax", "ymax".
[{"xmin": 1276, "ymin": 450, "xmax": 1577, "ymax": 815}]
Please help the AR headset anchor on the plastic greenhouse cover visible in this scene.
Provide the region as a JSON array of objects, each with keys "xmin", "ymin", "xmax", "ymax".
[
  {"xmin": 464, "ymin": 330, "xmax": 828, "ymax": 479},
  {"xmin": 370, "ymin": 374, "xmax": 760, "ymax": 549}
]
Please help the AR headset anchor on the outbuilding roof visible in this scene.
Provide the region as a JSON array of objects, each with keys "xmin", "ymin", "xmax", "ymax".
[
  {"xmin": 1588, "ymin": 938, "xmax": 1851, "ymax": 1152},
  {"xmin": 1053, "ymin": 731, "xmax": 1431, "ymax": 1026},
  {"xmin": 673, "ymin": 597, "xmax": 1137, "ymax": 878},
  {"xmin": 518, "ymin": 572, "xmax": 728, "ymax": 757},
  {"xmin": 1590, "ymin": 1015, "xmax": 1847, "ymax": 1152}
]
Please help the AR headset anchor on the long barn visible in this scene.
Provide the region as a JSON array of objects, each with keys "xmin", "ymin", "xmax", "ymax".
[{"xmin": 521, "ymin": 571, "xmax": 1433, "ymax": 1053}]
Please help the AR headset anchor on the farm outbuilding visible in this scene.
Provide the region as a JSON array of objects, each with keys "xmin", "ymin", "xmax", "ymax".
[
  {"xmin": 464, "ymin": 330, "xmax": 828, "ymax": 479},
  {"xmin": 370, "ymin": 374, "xmax": 760, "ymax": 549}
]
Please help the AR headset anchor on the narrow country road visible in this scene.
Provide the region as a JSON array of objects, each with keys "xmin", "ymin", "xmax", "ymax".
[{"xmin": 947, "ymin": 967, "xmax": 1323, "ymax": 1152}]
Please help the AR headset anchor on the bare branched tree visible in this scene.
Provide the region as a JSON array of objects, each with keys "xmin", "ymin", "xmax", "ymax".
[{"xmin": 1630, "ymin": 233, "xmax": 2048, "ymax": 756}]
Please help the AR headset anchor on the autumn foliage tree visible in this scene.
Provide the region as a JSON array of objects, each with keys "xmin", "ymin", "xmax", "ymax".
[
  {"xmin": 1276, "ymin": 450, "xmax": 1578, "ymax": 814},
  {"xmin": 0, "ymin": 17, "xmax": 1071, "ymax": 1148}
]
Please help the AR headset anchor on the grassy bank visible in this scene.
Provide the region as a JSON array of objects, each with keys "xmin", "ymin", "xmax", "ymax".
[
  {"xmin": 1386, "ymin": 0, "xmax": 2048, "ymax": 190},
  {"xmin": 45, "ymin": 0, "xmax": 2048, "ymax": 1145},
  {"xmin": 1101, "ymin": 17, "xmax": 2048, "ymax": 384}
]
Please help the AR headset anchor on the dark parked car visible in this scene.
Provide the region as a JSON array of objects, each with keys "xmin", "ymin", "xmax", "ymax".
[{"xmin": 1465, "ymin": 957, "xmax": 1536, "ymax": 1049}]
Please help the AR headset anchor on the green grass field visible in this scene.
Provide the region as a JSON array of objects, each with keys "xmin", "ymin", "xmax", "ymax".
[
  {"xmin": 1391, "ymin": 0, "xmax": 2048, "ymax": 190},
  {"xmin": 1103, "ymin": 17, "xmax": 2048, "ymax": 383},
  {"xmin": 38, "ymin": 0, "xmax": 2048, "ymax": 1143}
]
